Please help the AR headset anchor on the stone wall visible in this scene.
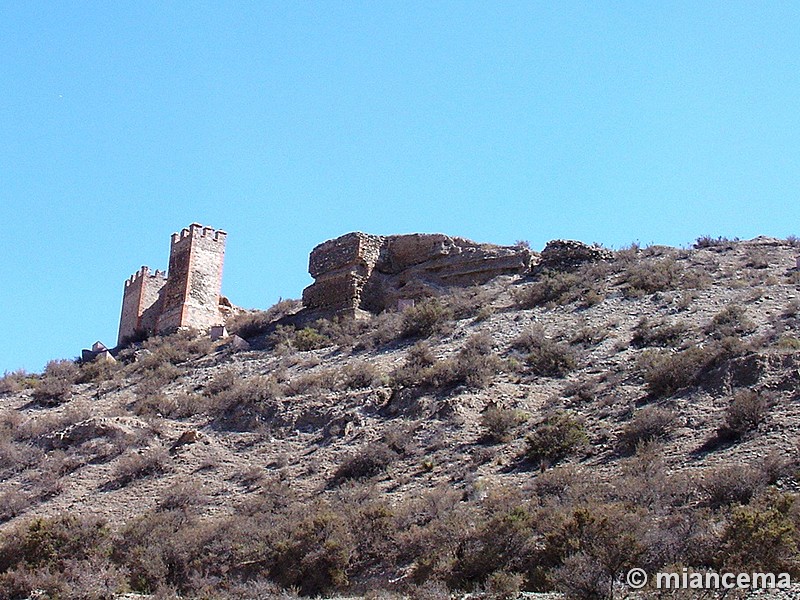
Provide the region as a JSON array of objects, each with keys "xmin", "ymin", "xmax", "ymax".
[
  {"xmin": 302, "ymin": 232, "xmax": 533, "ymax": 317},
  {"xmin": 117, "ymin": 267, "xmax": 167, "ymax": 345}
]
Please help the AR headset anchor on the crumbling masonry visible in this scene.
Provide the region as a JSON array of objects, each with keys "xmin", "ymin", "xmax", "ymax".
[
  {"xmin": 118, "ymin": 224, "xmax": 228, "ymax": 345},
  {"xmin": 302, "ymin": 232, "xmax": 534, "ymax": 318}
]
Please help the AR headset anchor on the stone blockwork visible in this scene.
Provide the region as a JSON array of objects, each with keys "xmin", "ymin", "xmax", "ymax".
[
  {"xmin": 302, "ymin": 232, "xmax": 533, "ymax": 317},
  {"xmin": 117, "ymin": 224, "xmax": 229, "ymax": 345},
  {"xmin": 118, "ymin": 267, "xmax": 167, "ymax": 346},
  {"xmin": 538, "ymin": 239, "xmax": 613, "ymax": 271}
]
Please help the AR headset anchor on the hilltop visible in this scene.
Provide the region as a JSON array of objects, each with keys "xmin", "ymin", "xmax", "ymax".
[{"xmin": 0, "ymin": 235, "xmax": 799, "ymax": 599}]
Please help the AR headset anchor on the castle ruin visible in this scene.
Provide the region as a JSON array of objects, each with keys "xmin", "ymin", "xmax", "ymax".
[
  {"xmin": 118, "ymin": 224, "xmax": 228, "ymax": 345},
  {"xmin": 302, "ymin": 232, "xmax": 533, "ymax": 318}
]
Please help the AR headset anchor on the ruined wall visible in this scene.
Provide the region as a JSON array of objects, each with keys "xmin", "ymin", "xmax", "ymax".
[
  {"xmin": 117, "ymin": 267, "xmax": 167, "ymax": 345},
  {"xmin": 302, "ymin": 232, "xmax": 533, "ymax": 317},
  {"xmin": 302, "ymin": 233, "xmax": 383, "ymax": 317},
  {"xmin": 157, "ymin": 224, "xmax": 227, "ymax": 334}
]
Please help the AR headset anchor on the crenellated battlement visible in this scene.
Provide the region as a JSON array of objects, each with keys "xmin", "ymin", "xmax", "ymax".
[
  {"xmin": 124, "ymin": 266, "xmax": 168, "ymax": 288},
  {"xmin": 170, "ymin": 223, "xmax": 227, "ymax": 246}
]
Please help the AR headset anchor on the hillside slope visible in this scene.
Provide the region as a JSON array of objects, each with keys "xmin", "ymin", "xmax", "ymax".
[{"xmin": 1, "ymin": 236, "xmax": 799, "ymax": 599}]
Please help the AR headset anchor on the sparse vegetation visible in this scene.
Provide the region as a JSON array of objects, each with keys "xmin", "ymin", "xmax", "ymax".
[{"xmin": 1, "ymin": 236, "xmax": 799, "ymax": 597}]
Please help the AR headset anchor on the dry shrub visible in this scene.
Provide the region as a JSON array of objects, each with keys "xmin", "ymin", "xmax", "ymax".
[
  {"xmin": 706, "ymin": 305, "xmax": 755, "ymax": 339},
  {"xmin": 401, "ymin": 299, "xmax": 454, "ymax": 339},
  {"xmin": 134, "ymin": 330, "xmax": 213, "ymax": 370},
  {"xmin": 226, "ymin": 299, "xmax": 302, "ymax": 338},
  {"xmin": 392, "ymin": 334, "xmax": 500, "ymax": 392},
  {"xmin": 513, "ymin": 327, "xmax": 575, "ymax": 378},
  {"xmin": 14, "ymin": 406, "xmax": 91, "ymax": 442},
  {"xmin": 392, "ymin": 342, "xmax": 437, "ymax": 389},
  {"xmin": 0, "ymin": 370, "xmax": 32, "ymax": 395},
  {"xmin": 482, "ymin": 570, "xmax": 524, "ymax": 599},
  {"xmin": 569, "ymin": 324, "xmax": 608, "ymax": 346},
  {"xmin": 702, "ymin": 464, "xmax": 766, "ymax": 508},
  {"xmin": 284, "ymin": 369, "xmax": 337, "ymax": 396},
  {"xmin": 617, "ymin": 406, "xmax": 676, "ymax": 455},
  {"xmin": 342, "ymin": 361, "xmax": 383, "ymax": 389},
  {"xmin": 0, "ymin": 490, "xmax": 32, "ymax": 523},
  {"xmin": 134, "ymin": 362, "xmax": 182, "ymax": 401},
  {"xmin": 0, "ymin": 438, "xmax": 39, "ymax": 479},
  {"xmin": 77, "ymin": 358, "xmax": 122, "ymax": 385},
  {"xmin": 621, "ymin": 258, "xmax": 683, "ymax": 296},
  {"xmin": 133, "ymin": 391, "xmax": 204, "ymax": 419},
  {"xmin": 333, "ymin": 442, "xmax": 398, "ymax": 484},
  {"xmin": 719, "ymin": 390, "xmax": 768, "ymax": 440},
  {"xmin": 630, "ymin": 317, "xmax": 689, "ymax": 348},
  {"xmin": 32, "ymin": 360, "xmax": 79, "ymax": 406},
  {"xmin": 108, "ymin": 448, "xmax": 169, "ymax": 489},
  {"xmin": 444, "ymin": 333, "xmax": 501, "ymax": 389},
  {"xmin": 525, "ymin": 338, "xmax": 577, "ymax": 377},
  {"xmin": 637, "ymin": 346, "xmax": 715, "ymax": 397},
  {"xmin": 746, "ymin": 248, "xmax": 769, "ymax": 269},
  {"xmin": 446, "ymin": 286, "xmax": 497, "ymax": 320},
  {"xmin": 0, "ymin": 515, "xmax": 118, "ymax": 600},
  {"xmin": 208, "ymin": 375, "xmax": 282, "ymax": 431},
  {"xmin": 526, "ymin": 412, "xmax": 587, "ymax": 468},
  {"xmin": 357, "ymin": 311, "xmax": 404, "ymax": 349},
  {"xmin": 515, "ymin": 271, "xmax": 583, "ymax": 308},
  {"xmin": 693, "ymin": 235, "xmax": 735, "ymax": 249},
  {"xmin": 481, "ymin": 407, "xmax": 526, "ymax": 444}
]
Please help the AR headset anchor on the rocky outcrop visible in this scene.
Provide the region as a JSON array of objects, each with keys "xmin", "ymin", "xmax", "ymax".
[
  {"xmin": 538, "ymin": 239, "xmax": 613, "ymax": 271},
  {"xmin": 302, "ymin": 232, "xmax": 533, "ymax": 317}
]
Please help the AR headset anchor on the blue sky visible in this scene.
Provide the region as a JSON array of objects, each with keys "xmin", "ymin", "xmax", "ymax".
[{"xmin": 2, "ymin": 1, "xmax": 799, "ymax": 373}]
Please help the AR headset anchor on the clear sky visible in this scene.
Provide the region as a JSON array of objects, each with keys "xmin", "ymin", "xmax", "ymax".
[{"xmin": 2, "ymin": 1, "xmax": 799, "ymax": 373}]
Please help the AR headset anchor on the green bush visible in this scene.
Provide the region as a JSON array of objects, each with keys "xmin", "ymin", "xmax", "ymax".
[
  {"xmin": 526, "ymin": 412, "xmax": 587, "ymax": 468},
  {"xmin": 294, "ymin": 327, "xmax": 332, "ymax": 351},
  {"xmin": 718, "ymin": 492, "xmax": 800, "ymax": 575}
]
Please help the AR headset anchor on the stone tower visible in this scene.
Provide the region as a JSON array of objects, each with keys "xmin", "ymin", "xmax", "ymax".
[
  {"xmin": 156, "ymin": 224, "xmax": 227, "ymax": 334},
  {"xmin": 117, "ymin": 267, "xmax": 168, "ymax": 346},
  {"xmin": 117, "ymin": 223, "xmax": 227, "ymax": 345}
]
